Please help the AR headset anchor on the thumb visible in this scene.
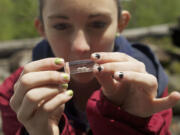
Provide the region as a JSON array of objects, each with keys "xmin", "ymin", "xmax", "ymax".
[{"xmin": 153, "ymin": 91, "xmax": 180, "ymax": 113}]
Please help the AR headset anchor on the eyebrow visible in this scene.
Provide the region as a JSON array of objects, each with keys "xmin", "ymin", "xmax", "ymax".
[
  {"xmin": 88, "ymin": 12, "xmax": 112, "ymax": 18},
  {"xmin": 48, "ymin": 12, "xmax": 112, "ymax": 20},
  {"xmin": 48, "ymin": 14, "xmax": 69, "ymax": 19}
]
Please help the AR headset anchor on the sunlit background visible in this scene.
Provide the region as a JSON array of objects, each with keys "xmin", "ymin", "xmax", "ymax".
[
  {"xmin": 0, "ymin": 0, "xmax": 180, "ymax": 134},
  {"xmin": 1, "ymin": 0, "xmax": 180, "ymax": 40}
]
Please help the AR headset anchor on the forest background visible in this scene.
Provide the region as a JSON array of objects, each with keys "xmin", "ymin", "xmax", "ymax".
[{"xmin": 0, "ymin": 0, "xmax": 180, "ymax": 41}]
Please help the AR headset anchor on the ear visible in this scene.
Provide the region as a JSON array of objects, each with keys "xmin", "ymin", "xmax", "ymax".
[
  {"xmin": 117, "ymin": 10, "xmax": 131, "ymax": 33},
  {"xmin": 34, "ymin": 18, "xmax": 46, "ymax": 38}
]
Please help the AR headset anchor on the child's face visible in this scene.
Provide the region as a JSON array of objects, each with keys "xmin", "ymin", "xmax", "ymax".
[
  {"xmin": 39, "ymin": 0, "xmax": 120, "ymax": 83},
  {"xmin": 42, "ymin": 0, "xmax": 119, "ymax": 61}
]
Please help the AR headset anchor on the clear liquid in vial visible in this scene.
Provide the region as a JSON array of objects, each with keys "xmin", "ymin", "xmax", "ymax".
[{"xmin": 64, "ymin": 59, "xmax": 95, "ymax": 75}]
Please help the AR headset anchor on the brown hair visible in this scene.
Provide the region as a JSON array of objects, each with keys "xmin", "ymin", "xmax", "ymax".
[
  {"xmin": 38, "ymin": 0, "xmax": 44, "ymax": 22},
  {"xmin": 38, "ymin": 0, "xmax": 122, "ymax": 22}
]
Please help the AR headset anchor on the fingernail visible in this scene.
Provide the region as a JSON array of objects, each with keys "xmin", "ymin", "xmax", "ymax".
[
  {"xmin": 62, "ymin": 83, "xmax": 68, "ymax": 89},
  {"xmin": 55, "ymin": 58, "xmax": 64, "ymax": 65},
  {"xmin": 119, "ymin": 72, "xmax": 124, "ymax": 79},
  {"xmin": 92, "ymin": 53, "xmax": 101, "ymax": 59},
  {"xmin": 97, "ymin": 65, "xmax": 104, "ymax": 72},
  {"xmin": 66, "ymin": 90, "xmax": 73, "ymax": 97},
  {"xmin": 115, "ymin": 72, "xmax": 124, "ymax": 79},
  {"xmin": 62, "ymin": 73, "xmax": 70, "ymax": 81}
]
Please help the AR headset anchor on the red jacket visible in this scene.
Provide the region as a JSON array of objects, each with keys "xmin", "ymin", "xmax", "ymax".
[
  {"xmin": 0, "ymin": 67, "xmax": 172, "ymax": 135},
  {"xmin": 0, "ymin": 37, "xmax": 172, "ymax": 135}
]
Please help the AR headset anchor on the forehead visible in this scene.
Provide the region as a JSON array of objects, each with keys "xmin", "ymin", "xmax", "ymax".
[{"xmin": 43, "ymin": 0, "xmax": 117, "ymax": 16}]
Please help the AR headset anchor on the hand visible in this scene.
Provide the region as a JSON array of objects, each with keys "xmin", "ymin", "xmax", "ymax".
[
  {"xmin": 10, "ymin": 58, "xmax": 73, "ymax": 135},
  {"xmin": 91, "ymin": 52, "xmax": 180, "ymax": 118}
]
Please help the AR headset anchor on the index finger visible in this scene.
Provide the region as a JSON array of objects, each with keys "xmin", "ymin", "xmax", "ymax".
[
  {"xmin": 23, "ymin": 58, "xmax": 65, "ymax": 74},
  {"xmin": 91, "ymin": 52, "xmax": 137, "ymax": 64}
]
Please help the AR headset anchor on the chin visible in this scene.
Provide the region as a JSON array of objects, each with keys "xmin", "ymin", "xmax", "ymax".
[{"xmin": 71, "ymin": 72, "xmax": 94, "ymax": 84}]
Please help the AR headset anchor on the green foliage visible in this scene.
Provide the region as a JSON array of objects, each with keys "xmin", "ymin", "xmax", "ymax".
[
  {"xmin": 0, "ymin": 0, "xmax": 14, "ymax": 40},
  {"xmin": 0, "ymin": 0, "xmax": 180, "ymax": 41},
  {"xmin": 170, "ymin": 62, "xmax": 180, "ymax": 74},
  {"xmin": 122, "ymin": 0, "xmax": 180, "ymax": 28},
  {"xmin": 0, "ymin": 0, "xmax": 38, "ymax": 41},
  {"xmin": 11, "ymin": 0, "xmax": 38, "ymax": 39}
]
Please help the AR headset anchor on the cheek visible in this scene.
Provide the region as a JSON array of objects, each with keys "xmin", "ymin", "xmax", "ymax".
[
  {"xmin": 92, "ymin": 32, "xmax": 116, "ymax": 52},
  {"xmin": 100, "ymin": 24, "xmax": 117, "ymax": 51},
  {"xmin": 47, "ymin": 36, "xmax": 71, "ymax": 60},
  {"xmin": 44, "ymin": 26, "xmax": 72, "ymax": 60},
  {"xmin": 91, "ymin": 22, "xmax": 117, "ymax": 52}
]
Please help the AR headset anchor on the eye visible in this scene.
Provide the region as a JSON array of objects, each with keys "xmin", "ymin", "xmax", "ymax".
[
  {"xmin": 90, "ymin": 21, "xmax": 107, "ymax": 29},
  {"xmin": 53, "ymin": 23, "xmax": 71, "ymax": 30}
]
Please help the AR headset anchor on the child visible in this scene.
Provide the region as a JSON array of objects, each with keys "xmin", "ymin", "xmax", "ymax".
[{"xmin": 0, "ymin": 0, "xmax": 180, "ymax": 134}]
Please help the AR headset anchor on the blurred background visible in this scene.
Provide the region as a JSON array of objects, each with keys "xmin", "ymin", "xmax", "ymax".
[{"xmin": 0, "ymin": 0, "xmax": 180, "ymax": 134}]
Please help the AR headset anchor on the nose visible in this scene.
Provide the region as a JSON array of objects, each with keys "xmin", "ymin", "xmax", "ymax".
[{"xmin": 71, "ymin": 30, "xmax": 90, "ymax": 55}]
